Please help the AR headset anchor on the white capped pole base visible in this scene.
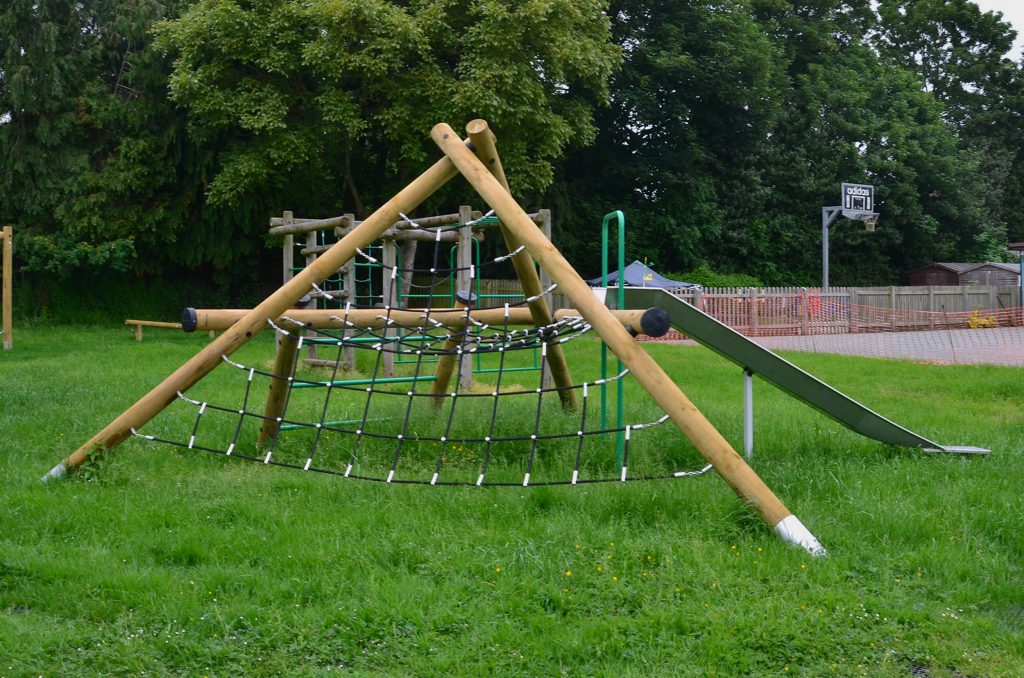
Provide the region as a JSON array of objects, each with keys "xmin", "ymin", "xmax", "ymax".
[
  {"xmin": 743, "ymin": 369, "xmax": 754, "ymax": 460},
  {"xmin": 41, "ymin": 462, "xmax": 68, "ymax": 483},
  {"xmin": 773, "ymin": 515, "xmax": 827, "ymax": 556}
]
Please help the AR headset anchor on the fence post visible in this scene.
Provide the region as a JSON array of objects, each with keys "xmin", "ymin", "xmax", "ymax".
[
  {"xmin": 890, "ymin": 285, "xmax": 897, "ymax": 331},
  {"xmin": 748, "ymin": 287, "xmax": 758, "ymax": 336},
  {"xmin": 2, "ymin": 225, "xmax": 11, "ymax": 350},
  {"xmin": 847, "ymin": 288, "xmax": 854, "ymax": 333},
  {"xmin": 927, "ymin": 286, "xmax": 935, "ymax": 329},
  {"xmin": 800, "ymin": 287, "xmax": 809, "ymax": 335}
]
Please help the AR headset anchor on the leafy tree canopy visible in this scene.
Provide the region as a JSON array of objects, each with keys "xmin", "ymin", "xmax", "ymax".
[
  {"xmin": 155, "ymin": 0, "xmax": 620, "ymax": 216},
  {"xmin": 2, "ymin": 0, "xmax": 1022, "ymax": 302}
]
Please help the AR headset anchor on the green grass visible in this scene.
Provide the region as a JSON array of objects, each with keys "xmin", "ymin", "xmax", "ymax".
[{"xmin": 1, "ymin": 325, "xmax": 1022, "ymax": 676}]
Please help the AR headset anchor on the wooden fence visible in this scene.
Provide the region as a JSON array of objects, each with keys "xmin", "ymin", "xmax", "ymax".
[{"xmin": 476, "ymin": 281, "xmax": 1023, "ymax": 336}]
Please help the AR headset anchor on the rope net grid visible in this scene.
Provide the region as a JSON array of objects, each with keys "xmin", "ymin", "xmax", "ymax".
[{"xmin": 133, "ymin": 216, "xmax": 711, "ymax": 487}]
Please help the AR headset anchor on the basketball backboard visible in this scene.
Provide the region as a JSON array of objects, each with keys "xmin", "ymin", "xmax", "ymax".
[{"xmin": 841, "ymin": 183, "xmax": 874, "ymax": 213}]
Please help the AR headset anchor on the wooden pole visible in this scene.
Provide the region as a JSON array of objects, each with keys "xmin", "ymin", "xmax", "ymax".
[
  {"xmin": 124, "ymin": 320, "xmax": 182, "ymax": 341},
  {"xmin": 257, "ymin": 331, "xmax": 302, "ymax": 444},
  {"xmin": 381, "ymin": 240, "xmax": 397, "ymax": 377},
  {"xmin": 456, "ymin": 204, "xmax": 475, "ymax": 389},
  {"xmin": 342, "ymin": 214, "xmax": 357, "ymax": 371},
  {"xmin": 281, "ymin": 211, "xmax": 295, "ymax": 285},
  {"xmin": 428, "ymin": 290, "xmax": 475, "ymax": 403},
  {"xmin": 426, "ymin": 205, "xmax": 475, "ymax": 395},
  {"xmin": 398, "ymin": 239, "xmax": 418, "ymax": 303},
  {"xmin": 432, "ymin": 123, "xmax": 823, "ymax": 554},
  {"xmin": 280, "ymin": 212, "xmax": 295, "ymax": 352},
  {"xmin": 183, "ymin": 307, "xmax": 662, "ymax": 334},
  {"xmin": 310, "ymin": 227, "xmax": 463, "ymax": 248},
  {"xmin": 305, "ymin": 229, "xmax": 319, "ymax": 363},
  {"xmin": 272, "ymin": 210, "xmax": 541, "ymax": 231},
  {"xmin": 2, "ymin": 226, "xmax": 11, "ymax": 350},
  {"xmin": 538, "ymin": 208, "xmax": 554, "ymax": 390},
  {"xmin": 44, "ymin": 149, "xmax": 465, "ymax": 480},
  {"xmin": 464, "ymin": 119, "xmax": 577, "ymax": 411}
]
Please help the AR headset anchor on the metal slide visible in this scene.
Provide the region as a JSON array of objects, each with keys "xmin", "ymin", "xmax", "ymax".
[{"xmin": 617, "ymin": 287, "xmax": 988, "ymax": 455}]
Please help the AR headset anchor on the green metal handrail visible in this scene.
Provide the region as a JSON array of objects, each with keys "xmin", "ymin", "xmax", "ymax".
[{"xmin": 601, "ymin": 211, "xmax": 626, "ymax": 468}]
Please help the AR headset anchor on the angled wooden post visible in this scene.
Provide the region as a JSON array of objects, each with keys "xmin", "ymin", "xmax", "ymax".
[
  {"xmin": 258, "ymin": 330, "xmax": 301, "ymax": 444},
  {"xmin": 44, "ymin": 150, "xmax": 466, "ymax": 480},
  {"xmin": 432, "ymin": 123, "xmax": 824, "ymax": 555},
  {"xmin": 464, "ymin": 120, "xmax": 577, "ymax": 411},
  {"xmin": 429, "ymin": 289, "xmax": 475, "ymax": 404}
]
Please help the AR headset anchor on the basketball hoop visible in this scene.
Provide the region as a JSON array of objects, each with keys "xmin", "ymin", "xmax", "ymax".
[{"xmin": 861, "ymin": 213, "xmax": 879, "ymax": 232}]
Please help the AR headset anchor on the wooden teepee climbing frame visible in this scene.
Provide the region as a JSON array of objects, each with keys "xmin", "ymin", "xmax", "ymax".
[{"xmin": 43, "ymin": 121, "xmax": 825, "ymax": 556}]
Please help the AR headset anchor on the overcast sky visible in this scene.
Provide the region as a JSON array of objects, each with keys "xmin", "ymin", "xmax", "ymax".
[{"xmin": 971, "ymin": 0, "xmax": 1024, "ymax": 59}]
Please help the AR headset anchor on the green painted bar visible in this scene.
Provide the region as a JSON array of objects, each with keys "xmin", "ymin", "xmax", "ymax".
[{"xmin": 600, "ymin": 210, "xmax": 626, "ymax": 467}]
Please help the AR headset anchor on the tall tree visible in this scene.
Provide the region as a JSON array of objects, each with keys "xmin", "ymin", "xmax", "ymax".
[
  {"xmin": 3, "ymin": 1, "xmax": 179, "ymax": 274},
  {"xmin": 751, "ymin": 0, "xmax": 1002, "ymax": 283},
  {"xmin": 875, "ymin": 0, "xmax": 1024, "ymax": 245},
  {"xmin": 555, "ymin": 0, "xmax": 783, "ymax": 275},
  {"xmin": 154, "ymin": 0, "xmax": 620, "ymax": 222},
  {"xmin": 875, "ymin": 0, "xmax": 1017, "ymax": 127},
  {"xmin": 0, "ymin": 0, "xmax": 276, "ymax": 281}
]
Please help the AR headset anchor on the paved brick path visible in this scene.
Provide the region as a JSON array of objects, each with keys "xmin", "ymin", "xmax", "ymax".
[
  {"xmin": 753, "ymin": 327, "xmax": 1023, "ymax": 366},
  {"xmin": 669, "ymin": 327, "xmax": 1024, "ymax": 367}
]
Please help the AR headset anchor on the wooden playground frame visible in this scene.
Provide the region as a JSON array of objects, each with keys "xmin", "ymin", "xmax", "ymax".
[
  {"xmin": 43, "ymin": 120, "xmax": 825, "ymax": 555},
  {"xmin": 270, "ymin": 204, "xmax": 555, "ymax": 391}
]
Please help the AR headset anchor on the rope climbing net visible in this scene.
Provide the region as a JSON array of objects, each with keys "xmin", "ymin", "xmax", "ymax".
[{"xmin": 131, "ymin": 214, "xmax": 712, "ymax": 486}]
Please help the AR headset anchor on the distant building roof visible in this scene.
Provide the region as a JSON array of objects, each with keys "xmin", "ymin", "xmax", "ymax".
[
  {"xmin": 909, "ymin": 262, "xmax": 1019, "ymax": 275},
  {"xmin": 587, "ymin": 261, "xmax": 699, "ymax": 288}
]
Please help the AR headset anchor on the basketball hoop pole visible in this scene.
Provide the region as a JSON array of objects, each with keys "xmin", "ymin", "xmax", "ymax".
[
  {"xmin": 822, "ymin": 183, "xmax": 879, "ymax": 288},
  {"xmin": 821, "ymin": 206, "xmax": 843, "ymax": 289}
]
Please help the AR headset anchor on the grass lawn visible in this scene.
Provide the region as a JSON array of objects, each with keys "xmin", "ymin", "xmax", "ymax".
[{"xmin": 1, "ymin": 325, "xmax": 1022, "ymax": 676}]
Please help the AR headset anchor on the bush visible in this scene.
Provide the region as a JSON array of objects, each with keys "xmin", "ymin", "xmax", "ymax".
[{"xmin": 665, "ymin": 264, "xmax": 763, "ymax": 288}]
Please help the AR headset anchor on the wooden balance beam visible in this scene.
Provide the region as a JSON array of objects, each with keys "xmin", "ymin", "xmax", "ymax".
[{"xmin": 125, "ymin": 319, "xmax": 215, "ymax": 342}]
